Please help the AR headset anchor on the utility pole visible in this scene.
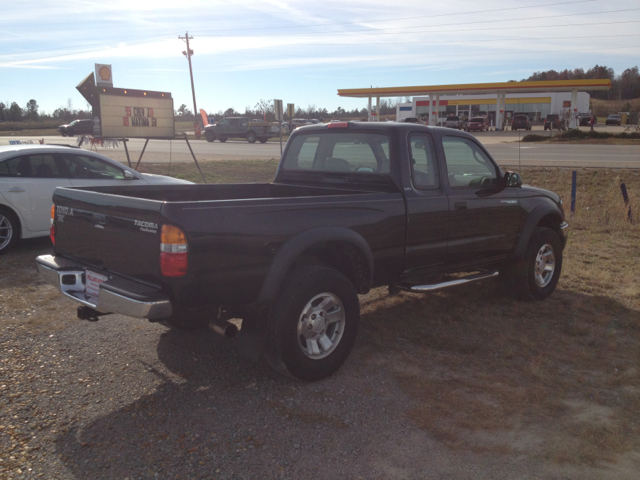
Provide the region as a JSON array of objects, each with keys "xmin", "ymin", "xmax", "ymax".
[{"xmin": 179, "ymin": 32, "xmax": 198, "ymax": 120}]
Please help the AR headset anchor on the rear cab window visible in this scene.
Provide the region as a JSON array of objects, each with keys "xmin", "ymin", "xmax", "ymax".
[{"xmin": 282, "ymin": 132, "xmax": 390, "ymax": 174}]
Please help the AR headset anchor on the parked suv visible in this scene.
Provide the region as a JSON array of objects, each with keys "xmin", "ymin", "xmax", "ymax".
[
  {"xmin": 511, "ymin": 115, "xmax": 532, "ymax": 131},
  {"xmin": 605, "ymin": 114, "xmax": 621, "ymax": 126},
  {"xmin": 444, "ymin": 116, "xmax": 466, "ymax": 129},
  {"xmin": 578, "ymin": 113, "xmax": 595, "ymax": 126},
  {"xmin": 543, "ymin": 114, "xmax": 565, "ymax": 131},
  {"xmin": 466, "ymin": 116, "xmax": 489, "ymax": 132},
  {"xmin": 58, "ymin": 119, "xmax": 93, "ymax": 137}
]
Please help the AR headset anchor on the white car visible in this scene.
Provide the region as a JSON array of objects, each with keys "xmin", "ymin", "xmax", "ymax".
[{"xmin": 0, "ymin": 144, "xmax": 193, "ymax": 254}]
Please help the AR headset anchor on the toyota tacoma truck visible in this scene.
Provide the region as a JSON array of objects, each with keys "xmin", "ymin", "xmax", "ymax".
[
  {"xmin": 37, "ymin": 122, "xmax": 568, "ymax": 381},
  {"xmin": 204, "ymin": 117, "xmax": 278, "ymax": 143}
]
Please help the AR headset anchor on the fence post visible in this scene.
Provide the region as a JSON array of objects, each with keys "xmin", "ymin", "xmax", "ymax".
[
  {"xmin": 620, "ymin": 183, "xmax": 633, "ymax": 223},
  {"xmin": 571, "ymin": 171, "xmax": 577, "ymax": 219}
]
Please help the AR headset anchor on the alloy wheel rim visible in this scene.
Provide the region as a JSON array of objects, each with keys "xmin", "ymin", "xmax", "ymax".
[
  {"xmin": 534, "ymin": 243, "xmax": 556, "ymax": 288},
  {"xmin": 0, "ymin": 214, "xmax": 13, "ymax": 250},
  {"xmin": 297, "ymin": 292, "xmax": 346, "ymax": 360}
]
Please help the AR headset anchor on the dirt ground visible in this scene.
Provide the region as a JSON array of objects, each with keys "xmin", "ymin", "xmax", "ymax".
[{"xmin": 1, "ymin": 167, "xmax": 639, "ymax": 478}]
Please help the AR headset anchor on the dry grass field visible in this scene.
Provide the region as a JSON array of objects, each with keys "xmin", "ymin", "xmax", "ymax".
[{"xmin": 2, "ymin": 162, "xmax": 638, "ymax": 472}]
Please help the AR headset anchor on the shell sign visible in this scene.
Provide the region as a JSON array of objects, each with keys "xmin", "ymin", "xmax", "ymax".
[{"xmin": 95, "ymin": 64, "xmax": 113, "ymax": 87}]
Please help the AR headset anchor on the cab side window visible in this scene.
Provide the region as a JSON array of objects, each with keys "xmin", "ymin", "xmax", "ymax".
[
  {"xmin": 408, "ymin": 134, "xmax": 439, "ymax": 189},
  {"xmin": 442, "ymin": 136, "xmax": 498, "ymax": 187}
]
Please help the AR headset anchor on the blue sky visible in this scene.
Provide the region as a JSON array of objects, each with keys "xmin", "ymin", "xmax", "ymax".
[{"xmin": 2, "ymin": 0, "xmax": 640, "ymax": 116}]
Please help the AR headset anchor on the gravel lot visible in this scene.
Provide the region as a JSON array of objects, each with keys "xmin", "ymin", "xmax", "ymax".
[{"xmin": 1, "ymin": 233, "xmax": 639, "ymax": 479}]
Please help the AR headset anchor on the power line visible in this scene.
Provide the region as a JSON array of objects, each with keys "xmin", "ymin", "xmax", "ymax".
[
  {"xmin": 196, "ymin": 0, "xmax": 598, "ymax": 33},
  {"xmin": 196, "ymin": 7, "xmax": 640, "ymax": 38}
]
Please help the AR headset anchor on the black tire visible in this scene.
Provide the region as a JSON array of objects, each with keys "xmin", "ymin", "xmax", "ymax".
[
  {"xmin": 0, "ymin": 207, "xmax": 20, "ymax": 255},
  {"xmin": 67, "ymin": 131, "xmax": 74, "ymax": 137},
  {"xmin": 247, "ymin": 131, "xmax": 257, "ymax": 143},
  {"xmin": 258, "ymin": 137, "xmax": 268, "ymax": 143},
  {"xmin": 218, "ymin": 137, "xmax": 227, "ymax": 143},
  {"xmin": 508, "ymin": 227, "xmax": 563, "ymax": 301},
  {"xmin": 265, "ymin": 266, "xmax": 360, "ymax": 382},
  {"xmin": 205, "ymin": 131, "xmax": 215, "ymax": 142}
]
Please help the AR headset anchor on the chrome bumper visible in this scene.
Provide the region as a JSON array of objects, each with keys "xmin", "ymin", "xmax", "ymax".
[{"xmin": 36, "ymin": 255, "xmax": 172, "ymax": 319}]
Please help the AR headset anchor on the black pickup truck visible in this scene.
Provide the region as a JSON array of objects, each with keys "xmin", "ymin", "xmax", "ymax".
[
  {"xmin": 204, "ymin": 117, "xmax": 278, "ymax": 143},
  {"xmin": 37, "ymin": 122, "xmax": 568, "ymax": 381}
]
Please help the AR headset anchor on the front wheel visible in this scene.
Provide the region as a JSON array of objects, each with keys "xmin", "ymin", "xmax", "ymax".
[
  {"xmin": 507, "ymin": 227, "xmax": 563, "ymax": 301},
  {"xmin": 218, "ymin": 137, "xmax": 227, "ymax": 143},
  {"xmin": 247, "ymin": 131, "xmax": 257, "ymax": 143},
  {"xmin": 0, "ymin": 208, "xmax": 19, "ymax": 255},
  {"xmin": 205, "ymin": 131, "xmax": 215, "ymax": 142},
  {"xmin": 265, "ymin": 266, "xmax": 360, "ymax": 381}
]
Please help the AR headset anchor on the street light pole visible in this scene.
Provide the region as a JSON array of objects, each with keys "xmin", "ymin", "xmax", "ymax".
[{"xmin": 179, "ymin": 32, "xmax": 197, "ymax": 119}]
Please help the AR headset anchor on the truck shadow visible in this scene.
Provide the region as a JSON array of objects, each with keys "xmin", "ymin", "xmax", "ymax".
[{"xmin": 52, "ymin": 283, "xmax": 640, "ymax": 477}]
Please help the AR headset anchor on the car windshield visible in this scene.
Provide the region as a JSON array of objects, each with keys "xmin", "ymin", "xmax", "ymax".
[
  {"xmin": 470, "ymin": 117, "xmax": 484, "ymax": 122},
  {"xmin": 447, "ymin": 116, "xmax": 459, "ymax": 121},
  {"xmin": 609, "ymin": 115, "xmax": 620, "ymax": 118},
  {"xmin": 281, "ymin": 131, "xmax": 390, "ymax": 174},
  {"xmin": 69, "ymin": 120, "xmax": 78, "ymax": 126}
]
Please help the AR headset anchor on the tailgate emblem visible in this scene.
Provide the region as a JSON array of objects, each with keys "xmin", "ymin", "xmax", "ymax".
[{"xmin": 134, "ymin": 219, "xmax": 158, "ymax": 233}]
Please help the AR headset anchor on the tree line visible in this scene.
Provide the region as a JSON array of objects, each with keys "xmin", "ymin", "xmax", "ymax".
[
  {"xmin": 0, "ymin": 98, "xmax": 91, "ymax": 123},
  {"xmin": 513, "ymin": 64, "xmax": 640, "ymax": 101}
]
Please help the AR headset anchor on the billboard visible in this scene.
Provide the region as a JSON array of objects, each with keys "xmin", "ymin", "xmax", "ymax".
[
  {"xmin": 95, "ymin": 89, "xmax": 174, "ymax": 138},
  {"xmin": 77, "ymin": 72, "xmax": 174, "ymax": 139}
]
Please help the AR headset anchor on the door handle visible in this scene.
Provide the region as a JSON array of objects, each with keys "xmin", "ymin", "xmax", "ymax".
[
  {"xmin": 6, "ymin": 187, "xmax": 26, "ymax": 192},
  {"xmin": 455, "ymin": 202, "xmax": 467, "ymax": 210}
]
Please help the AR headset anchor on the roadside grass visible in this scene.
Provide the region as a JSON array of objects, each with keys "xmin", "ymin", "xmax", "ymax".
[{"xmin": 2, "ymin": 161, "xmax": 639, "ymax": 465}]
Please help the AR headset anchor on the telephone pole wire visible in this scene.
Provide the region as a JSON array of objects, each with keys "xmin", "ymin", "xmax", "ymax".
[{"xmin": 179, "ymin": 32, "xmax": 198, "ymax": 120}]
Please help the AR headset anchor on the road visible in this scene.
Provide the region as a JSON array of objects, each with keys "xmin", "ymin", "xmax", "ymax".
[{"xmin": 2, "ymin": 127, "xmax": 639, "ymax": 169}]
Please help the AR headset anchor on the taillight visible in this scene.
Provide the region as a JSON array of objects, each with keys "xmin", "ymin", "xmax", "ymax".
[
  {"xmin": 160, "ymin": 225, "xmax": 188, "ymax": 277},
  {"xmin": 50, "ymin": 205, "xmax": 56, "ymax": 245},
  {"xmin": 327, "ymin": 122, "xmax": 349, "ymax": 129}
]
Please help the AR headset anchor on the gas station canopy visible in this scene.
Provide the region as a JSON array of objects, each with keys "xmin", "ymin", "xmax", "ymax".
[
  {"xmin": 337, "ymin": 79, "xmax": 611, "ymax": 98},
  {"xmin": 337, "ymin": 79, "xmax": 611, "ymax": 130}
]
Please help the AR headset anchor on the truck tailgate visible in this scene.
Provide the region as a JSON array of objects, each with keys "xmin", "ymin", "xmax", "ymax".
[{"xmin": 52, "ymin": 187, "xmax": 165, "ymax": 282}]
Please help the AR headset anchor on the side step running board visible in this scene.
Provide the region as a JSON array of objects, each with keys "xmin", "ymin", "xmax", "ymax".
[{"xmin": 398, "ymin": 271, "xmax": 499, "ymax": 293}]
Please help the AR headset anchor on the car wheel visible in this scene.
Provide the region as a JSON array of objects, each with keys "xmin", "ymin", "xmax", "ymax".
[
  {"xmin": 218, "ymin": 137, "xmax": 227, "ymax": 143},
  {"xmin": 247, "ymin": 131, "xmax": 257, "ymax": 143},
  {"xmin": 507, "ymin": 227, "xmax": 563, "ymax": 301},
  {"xmin": 265, "ymin": 265, "xmax": 360, "ymax": 381},
  {"xmin": 0, "ymin": 208, "xmax": 19, "ymax": 255},
  {"xmin": 205, "ymin": 131, "xmax": 215, "ymax": 142}
]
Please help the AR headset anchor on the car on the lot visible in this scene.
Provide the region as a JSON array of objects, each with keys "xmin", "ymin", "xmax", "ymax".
[
  {"xmin": 58, "ymin": 119, "xmax": 93, "ymax": 137},
  {"xmin": 605, "ymin": 114, "xmax": 621, "ymax": 125},
  {"xmin": 511, "ymin": 115, "xmax": 532, "ymax": 131},
  {"xmin": 0, "ymin": 144, "xmax": 193, "ymax": 254},
  {"xmin": 444, "ymin": 116, "xmax": 466, "ymax": 129},
  {"xmin": 578, "ymin": 113, "xmax": 595, "ymax": 126},
  {"xmin": 466, "ymin": 116, "xmax": 490, "ymax": 132},
  {"xmin": 543, "ymin": 114, "xmax": 566, "ymax": 131}
]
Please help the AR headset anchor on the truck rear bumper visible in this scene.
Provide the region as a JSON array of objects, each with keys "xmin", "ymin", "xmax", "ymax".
[{"xmin": 35, "ymin": 255, "xmax": 172, "ymax": 319}]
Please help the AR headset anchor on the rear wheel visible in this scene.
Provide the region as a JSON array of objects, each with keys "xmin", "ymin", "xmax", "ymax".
[
  {"xmin": 247, "ymin": 131, "xmax": 257, "ymax": 143},
  {"xmin": 265, "ymin": 266, "xmax": 360, "ymax": 381},
  {"xmin": 205, "ymin": 131, "xmax": 215, "ymax": 142},
  {"xmin": 0, "ymin": 208, "xmax": 19, "ymax": 255}
]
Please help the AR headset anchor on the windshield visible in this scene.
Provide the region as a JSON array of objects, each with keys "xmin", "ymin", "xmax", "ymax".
[
  {"xmin": 447, "ymin": 116, "xmax": 459, "ymax": 121},
  {"xmin": 282, "ymin": 131, "xmax": 390, "ymax": 174},
  {"xmin": 469, "ymin": 117, "xmax": 484, "ymax": 122}
]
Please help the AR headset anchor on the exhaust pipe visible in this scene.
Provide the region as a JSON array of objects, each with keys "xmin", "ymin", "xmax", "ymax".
[{"xmin": 209, "ymin": 319, "xmax": 238, "ymax": 338}]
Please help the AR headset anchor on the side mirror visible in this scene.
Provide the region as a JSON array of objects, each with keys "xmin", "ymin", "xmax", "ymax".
[
  {"xmin": 504, "ymin": 171, "xmax": 522, "ymax": 188},
  {"xmin": 123, "ymin": 170, "xmax": 135, "ymax": 180}
]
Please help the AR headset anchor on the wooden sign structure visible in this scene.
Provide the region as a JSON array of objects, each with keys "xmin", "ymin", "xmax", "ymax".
[{"xmin": 76, "ymin": 71, "xmax": 205, "ymax": 182}]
